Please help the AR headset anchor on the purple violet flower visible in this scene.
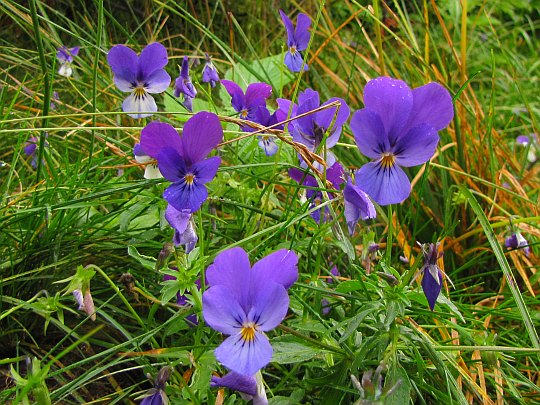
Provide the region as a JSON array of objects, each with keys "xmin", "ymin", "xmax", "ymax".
[
  {"xmin": 140, "ymin": 366, "xmax": 171, "ymax": 405},
  {"xmin": 343, "ymin": 179, "xmax": 376, "ymax": 235},
  {"xmin": 420, "ymin": 242, "xmax": 443, "ymax": 311},
  {"xmin": 254, "ymin": 107, "xmax": 283, "ymax": 156},
  {"xmin": 24, "ymin": 135, "xmax": 48, "ymax": 169},
  {"xmin": 516, "ymin": 134, "xmax": 537, "ymax": 163},
  {"xmin": 351, "ymin": 77, "xmax": 454, "ymax": 205},
  {"xmin": 279, "ymin": 10, "xmax": 311, "ymax": 72},
  {"xmin": 203, "ymin": 247, "xmax": 298, "ymax": 376},
  {"xmin": 284, "ymin": 89, "xmax": 350, "ymax": 168},
  {"xmin": 174, "ymin": 56, "xmax": 197, "ymax": 112},
  {"xmin": 133, "ymin": 143, "xmax": 162, "ymax": 179},
  {"xmin": 164, "ymin": 204, "xmax": 198, "ymax": 253},
  {"xmin": 211, "ymin": 371, "xmax": 268, "ymax": 404},
  {"xmin": 505, "ymin": 232, "xmax": 531, "ymax": 257},
  {"xmin": 139, "ymin": 112, "xmax": 223, "ymax": 213},
  {"xmin": 107, "ymin": 42, "xmax": 171, "ymax": 119},
  {"xmin": 202, "ymin": 53, "xmax": 220, "ymax": 87},
  {"xmin": 221, "ymin": 80, "xmax": 272, "ymax": 130},
  {"xmin": 289, "ymin": 161, "xmax": 345, "ymax": 223},
  {"xmin": 56, "ymin": 46, "xmax": 80, "ymax": 77}
]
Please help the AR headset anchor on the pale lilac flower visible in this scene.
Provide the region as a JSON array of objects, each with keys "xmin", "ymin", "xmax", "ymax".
[
  {"xmin": 174, "ymin": 56, "xmax": 197, "ymax": 112},
  {"xmin": 50, "ymin": 91, "xmax": 60, "ymax": 110},
  {"xmin": 279, "ymin": 10, "xmax": 311, "ymax": 72},
  {"xmin": 164, "ymin": 204, "xmax": 198, "ymax": 252},
  {"xmin": 203, "ymin": 247, "xmax": 298, "ymax": 376},
  {"xmin": 133, "ymin": 143, "xmax": 162, "ymax": 179},
  {"xmin": 351, "ymin": 77, "xmax": 453, "ymax": 205},
  {"xmin": 221, "ymin": 80, "xmax": 272, "ymax": 130},
  {"xmin": 420, "ymin": 242, "xmax": 443, "ymax": 311},
  {"xmin": 56, "ymin": 46, "xmax": 79, "ymax": 77},
  {"xmin": 202, "ymin": 53, "xmax": 220, "ymax": 87},
  {"xmin": 289, "ymin": 161, "xmax": 345, "ymax": 223},
  {"xmin": 107, "ymin": 42, "xmax": 171, "ymax": 118},
  {"xmin": 343, "ymin": 179, "xmax": 376, "ymax": 235},
  {"xmin": 505, "ymin": 232, "xmax": 531, "ymax": 257},
  {"xmin": 516, "ymin": 134, "xmax": 537, "ymax": 163},
  {"xmin": 139, "ymin": 112, "xmax": 223, "ymax": 213},
  {"xmin": 254, "ymin": 107, "xmax": 283, "ymax": 156}
]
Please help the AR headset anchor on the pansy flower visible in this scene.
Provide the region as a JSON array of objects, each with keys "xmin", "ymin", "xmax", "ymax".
[
  {"xmin": 139, "ymin": 112, "xmax": 223, "ymax": 213},
  {"xmin": 211, "ymin": 371, "xmax": 268, "ymax": 404},
  {"xmin": 107, "ymin": 42, "xmax": 171, "ymax": 119},
  {"xmin": 419, "ymin": 242, "xmax": 444, "ymax": 311},
  {"xmin": 284, "ymin": 89, "xmax": 350, "ymax": 168},
  {"xmin": 164, "ymin": 204, "xmax": 198, "ymax": 253},
  {"xmin": 133, "ymin": 143, "xmax": 162, "ymax": 179},
  {"xmin": 516, "ymin": 134, "xmax": 537, "ymax": 163},
  {"xmin": 343, "ymin": 179, "xmax": 376, "ymax": 235},
  {"xmin": 351, "ymin": 77, "xmax": 453, "ymax": 205},
  {"xmin": 505, "ymin": 231, "xmax": 531, "ymax": 257},
  {"xmin": 253, "ymin": 107, "xmax": 283, "ymax": 156},
  {"xmin": 202, "ymin": 53, "xmax": 220, "ymax": 87},
  {"xmin": 279, "ymin": 10, "xmax": 311, "ymax": 72},
  {"xmin": 203, "ymin": 247, "xmax": 298, "ymax": 376},
  {"xmin": 221, "ymin": 80, "xmax": 272, "ymax": 130},
  {"xmin": 56, "ymin": 46, "xmax": 79, "ymax": 77},
  {"xmin": 24, "ymin": 135, "xmax": 48, "ymax": 169},
  {"xmin": 289, "ymin": 161, "xmax": 344, "ymax": 223},
  {"xmin": 174, "ymin": 56, "xmax": 197, "ymax": 112},
  {"xmin": 140, "ymin": 366, "xmax": 171, "ymax": 405}
]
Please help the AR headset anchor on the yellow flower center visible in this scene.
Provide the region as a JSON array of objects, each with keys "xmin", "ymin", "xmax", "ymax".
[
  {"xmin": 290, "ymin": 46, "xmax": 297, "ymax": 54},
  {"xmin": 240, "ymin": 322, "xmax": 257, "ymax": 342},
  {"xmin": 133, "ymin": 87, "xmax": 146, "ymax": 98},
  {"xmin": 240, "ymin": 109, "xmax": 248, "ymax": 118},
  {"xmin": 184, "ymin": 173, "xmax": 195, "ymax": 185},
  {"xmin": 380, "ymin": 153, "xmax": 395, "ymax": 169}
]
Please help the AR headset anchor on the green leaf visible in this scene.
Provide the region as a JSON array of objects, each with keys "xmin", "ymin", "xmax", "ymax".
[
  {"xmin": 224, "ymin": 54, "xmax": 294, "ymax": 93},
  {"xmin": 271, "ymin": 337, "xmax": 328, "ymax": 364},
  {"xmin": 383, "ymin": 365, "xmax": 411, "ymax": 405},
  {"xmin": 127, "ymin": 245, "xmax": 157, "ymax": 270}
]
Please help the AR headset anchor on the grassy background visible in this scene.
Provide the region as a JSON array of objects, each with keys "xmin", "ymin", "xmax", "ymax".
[{"xmin": 0, "ymin": 0, "xmax": 539, "ymax": 403}]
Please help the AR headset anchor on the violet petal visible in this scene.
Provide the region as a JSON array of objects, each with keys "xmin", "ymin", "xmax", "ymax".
[{"xmin": 355, "ymin": 163, "xmax": 411, "ymax": 206}]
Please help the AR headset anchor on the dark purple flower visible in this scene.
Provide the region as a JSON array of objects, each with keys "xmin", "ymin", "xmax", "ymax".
[
  {"xmin": 351, "ymin": 77, "xmax": 453, "ymax": 205},
  {"xmin": 140, "ymin": 366, "xmax": 170, "ymax": 405},
  {"xmin": 56, "ymin": 46, "xmax": 79, "ymax": 77},
  {"xmin": 134, "ymin": 143, "xmax": 162, "ymax": 179},
  {"xmin": 505, "ymin": 232, "xmax": 531, "ymax": 257},
  {"xmin": 288, "ymin": 89, "xmax": 350, "ymax": 168},
  {"xmin": 420, "ymin": 242, "xmax": 443, "ymax": 311},
  {"xmin": 202, "ymin": 53, "xmax": 220, "ymax": 87},
  {"xmin": 139, "ymin": 112, "xmax": 223, "ymax": 213},
  {"xmin": 289, "ymin": 161, "xmax": 345, "ymax": 223},
  {"xmin": 221, "ymin": 80, "xmax": 272, "ymax": 129},
  {"xmin": 343, "ymin": 179, "xmax": 376, "ymax": 235},
  {"xmin": 174, "ymin": 56, "xmax": 197, "ymax": 112},
  {"xmin": 203, "ymin": 247, "xmax": 298, "ymax": 376},
  {"xmin": 107, "ymin": 42, "xmax": 171, "ymax": 119},
  {"xmin": 164, "ymin": 204, "xmax": 198, "ymax": 252},
  {"xmin": 279, "ymin": 10, "xmax": 311, "ymax": 72}
]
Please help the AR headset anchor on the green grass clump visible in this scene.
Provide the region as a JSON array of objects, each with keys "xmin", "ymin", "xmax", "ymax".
[{"xmin": 0, "ymin": 0, "xmax": 539, "ymax": 403}]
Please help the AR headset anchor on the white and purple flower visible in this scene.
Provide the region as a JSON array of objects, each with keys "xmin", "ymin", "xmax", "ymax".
[
  {"xmin": 56, "ymin": 46, "xmax": 79, "ymax": 77},
  {"xmin": 139, "ymin": 112, "xmax": 223, "ymax": 213},
  {"xmin": 107, "ymin": 42, "xmax": 171, "ymax": 118},
  {"xmin": 505, "ymin": 231, "xmax": 531, "ymax": 257},
  {"xmin": 164, "ymin": 204, "xmax": 198, "ymax": 253},
  {"xmin": 343, "ymin": 178, "xmax": 376, "ymax": 235},
  {"xmin": 203, "ymin": 247, "xmax": 298, "ymax": 376},
  {"xmin": 279, "ymin": 10, "xmax": 311, "ymax": 72},
  {"xmin": 351, "ymin": 77, "xmax": 454, "ymax": 205}
]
